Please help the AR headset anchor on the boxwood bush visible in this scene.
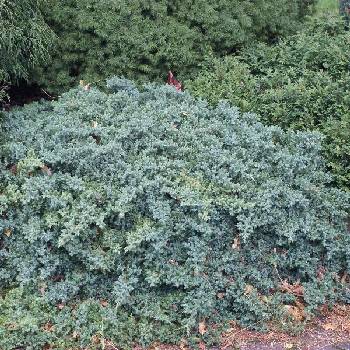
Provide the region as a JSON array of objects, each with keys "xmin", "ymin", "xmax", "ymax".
[
  {"xmin": 33, "ymin": 0, "xmax": 315, "ymax": 93},
  {"xmin": 186, "ymin": 15, "xmax": 350, "ymax": 190},
  {"xmin": 0, "ymin": 79, "xmax": 349, "ymax": 349}
]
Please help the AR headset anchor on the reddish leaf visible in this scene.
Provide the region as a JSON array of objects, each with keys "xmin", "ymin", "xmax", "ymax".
[{"xmin": 167, "ymin": 71, "xmax": 182, "ymax": 91}]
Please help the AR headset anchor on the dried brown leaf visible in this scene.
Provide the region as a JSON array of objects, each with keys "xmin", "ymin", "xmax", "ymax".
[
  {"xmin": 280, "ymin": 280, "xmax": 304, "ymax": 297},
  {"xmin": 217, "ymin": 292, "xmax": 225, "ymax": 299},
  {"xmin": 57, "ymin": 303, "xmax": 65, "ymax": 310},
  {"xmin": 4, "ymin": 228, "xmax": 12, "ymax": 237},
  {"xmin": 100, "ymin": 299, "xmax": 108, "ymax": 307},
  {"xmin": 244, "ymin": 284, "xmax": 254, "ymax": 296},
  {"xmin": 42, "ymin": 322, "xmax": 55, "ymax": 332},
  {"xmin": 198, "ymin": 320, "xmax": 207, "ymax": 335},
  {"xmin": 72, "ymin": 331, "xmax": 80, "ymax": 339},
  {"xmin": 321, "ymin": 323, "xmax": 337, "ymax": 331},
  {"xmin": 231, "ymin": 237, "xmax": 241, "ymax": 250},
  {"xmin": 41, "ymin": 165, "xmax": 52, "ymax": 176},
  {"xmin": 284, "ymin": 305, "xmax": 304, "ymax": 322}
]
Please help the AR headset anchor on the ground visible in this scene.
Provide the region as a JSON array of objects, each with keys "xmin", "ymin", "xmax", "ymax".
[{"xmin": 110, "ymin": 305, "xmax": 350, "ymax": 350}]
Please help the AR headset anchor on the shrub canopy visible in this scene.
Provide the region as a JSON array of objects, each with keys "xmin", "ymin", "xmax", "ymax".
[
  {"xmin": 0, "ymin": 0, "xmax": 55, "ymax": 104},
  {"xmin": 0, "ymin": 79, "xmax": 348, "ymax": 348},
  {"xmin": 187, "ymin": 15, "xmax": 350, "ymax": 190},
  {"xmin": 33, "ymin": 0, "xmax": 315, "ymax": 93}
]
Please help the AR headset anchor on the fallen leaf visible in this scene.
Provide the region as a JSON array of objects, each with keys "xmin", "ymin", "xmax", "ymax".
[
  {"xmin": 4, "ymin": 228, "xmax": 12, "ymax": 237},
  {"xmin": 42, "ymin": 322, "xmax": 55, "ymax": 332},
  {"xmin": 41, "ymin": 165, "xmax": 52, "ymax": 176},
  {"xmin": 231, "ymin": 237, "xmax": 241, "ymax": 250},
  {"xmin": 198, "ymin": 341, "xmax": 206, "ymax": 350},
  {"xmin": 284, "ymin": 343, "xmax": 295, "ymax": 349},
  {"xmin": 80, "ymin": 79, "xmax": 91, "ymax": 91},
  {"xmin": 168, "ymin": 259, "xmax": 178, "ymax": 266},
  {"xmin": 244, "ymin": 284, "xmax": 254, "ymax": 296},
  {"xmin": 260, "ymin": 295, "xmax": 269, "ymax": 303},
  {"xmin": 321, "ymin": 323, "xmax": 337, "ymax": 331},
  {"xmin": 100, "ymin": 299, "xmax": 108, "ymax": 307},
  {"xmin": 198, "ymin": 320, "xmax": 207, "ymax": 335},
  {"xmin": 104, "ymin": 340, "xmax": 120, "ymax": 350},
  {"xmin": 7, "ymin": 323, "xmax": 18, "ymax": 330},
  {"xmin": 91, "ymin": 334, "xmax": 100, "ymax": 345},
  {"xmin": 284, "ymin": 305, "xmax": 304, "ymax": 322},
  {"xmin": 280, "ymin": 280, "xmax": 304, "ymax": 297},
  {"xmin": 317, "ymin": 266, "xmax": 326, "ymax": 281},
  {"xmin": 217, "ymin": 292, "xmax": 225, "ymax": 299},
  {"xmin": 179, "ymin": 339, "xmax": 188, "ymax": 350},
  {"xmin": 72, "ymin": 331, "xmax": 80, "ymax": 339},
  {"xmin": 341, "ymin": 272, "xmax": 349, "ymax": 284},
  {"xmin": 9, "ymin": 164, "xmax": 17, "ymax": 174},
  {"xmin": 295, "ymin": 300, "xmax": 307, "ymax": 319},
  {"xmin": 43, "ymin": 344, "xmax": 53, "ymax": 350},
  {"xmin": 57, "ymin": 303, "xmax": 65, "ymax": 310},
  {"xmin": 39, "ymin": 284, "xmax": 47, "ymax": 296}
]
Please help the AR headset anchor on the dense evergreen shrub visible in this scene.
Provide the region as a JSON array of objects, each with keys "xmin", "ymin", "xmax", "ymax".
[
  {"xmin": 0, "ymin": 0, "xmax": 55, "ymax": 105},
  {"xmin": 33, "ymin": 0, "xmax": 315, "ymax": 93},
  {"xmin": 187, "ymin": 15, "xmax": 350, "ymax": 190},
  {"xmin": 0, "ymin": 80, "xmax": 349, "ymax": 349}
]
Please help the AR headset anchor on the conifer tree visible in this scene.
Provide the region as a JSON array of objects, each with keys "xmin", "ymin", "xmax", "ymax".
[{"xmin": 0, "ymin": 0, "xmax": 55, "ymax": 104}]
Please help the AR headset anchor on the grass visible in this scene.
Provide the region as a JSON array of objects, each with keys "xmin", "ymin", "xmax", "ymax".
[{"xmin": 315, "ymin": 0, "xmax": 338, "ymax": 14}]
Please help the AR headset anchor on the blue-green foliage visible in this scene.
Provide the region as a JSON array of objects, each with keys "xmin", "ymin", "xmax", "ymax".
[{"xmin": 0, "ymin": 80, "xmax": 349, "ymax": 348}]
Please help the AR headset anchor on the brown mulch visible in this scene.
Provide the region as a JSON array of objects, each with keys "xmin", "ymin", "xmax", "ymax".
[
  {"xmin": 107, "ymin": 304, "xmax": 350, "ymax": 350},
  {"xmin": 219, "ymin": 304, "xmax": 350, "ymax": 350}
]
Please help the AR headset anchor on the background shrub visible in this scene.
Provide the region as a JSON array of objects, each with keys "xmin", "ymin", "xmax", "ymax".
[
  {"xmin": 186, "ymin": 15, "xmax": 350, "ymax": 190},
  {"xmin": 0, "ymin": 80, "xmax": 348, "ymax": 348},
  {"xmin": 33, "ymin": 0, "xmax": 315, "ymax": 93},
  {"xmin": 0, "ymin": 0, "xmax": 55, "ymax": 105}
]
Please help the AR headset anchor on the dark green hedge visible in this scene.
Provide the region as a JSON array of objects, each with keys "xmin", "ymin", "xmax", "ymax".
[
  {"xmin": 0, "ymin": 79, "xmax": 348, "ymax": 349},
  {"xmin": 187, "ymin": 15, "xmax": 350, "ymax": 191},
  {"xmin": 0, "ymin": 0, "xmax": 55, "ymax": 104},
  {"xmin": 33, "ymin": 0, "xmax": 315, "ymax": 93}
]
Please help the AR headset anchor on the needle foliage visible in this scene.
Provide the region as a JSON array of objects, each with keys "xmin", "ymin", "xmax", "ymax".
[{"xmin": 0, "ymin": 79, "xmax": 348, "ymax": 349}]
